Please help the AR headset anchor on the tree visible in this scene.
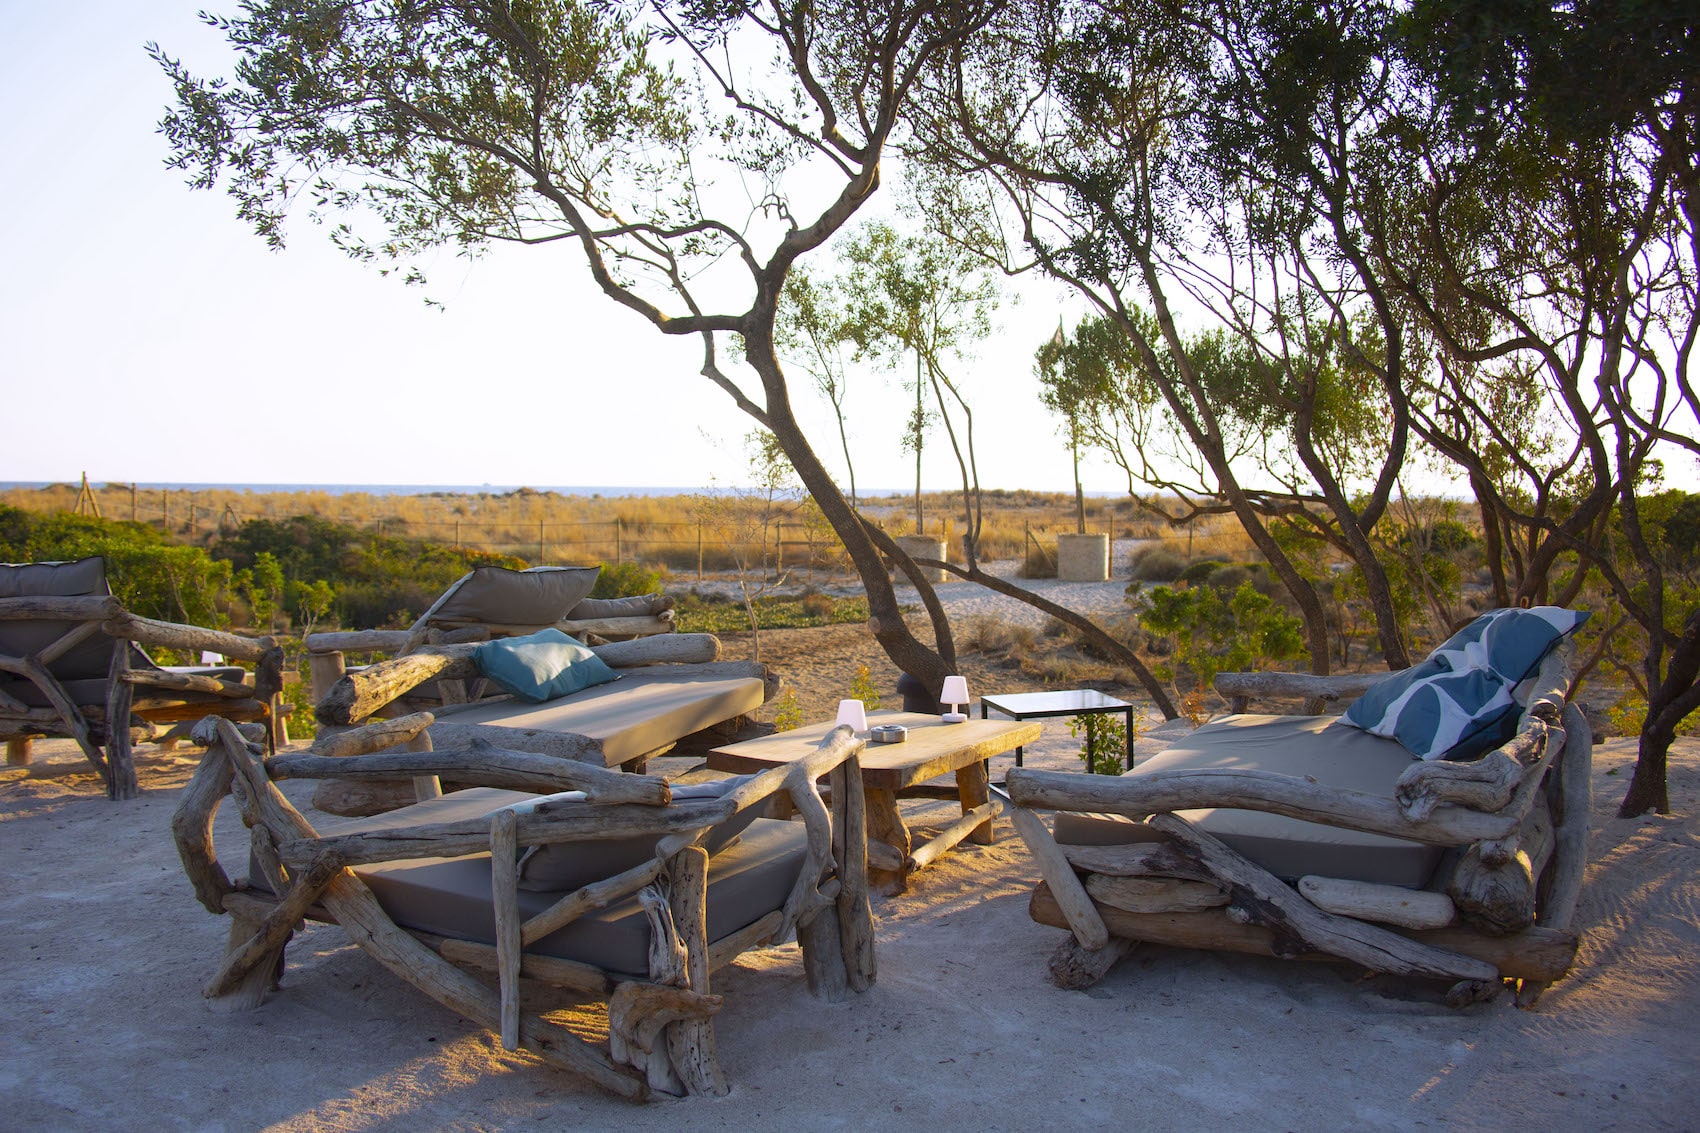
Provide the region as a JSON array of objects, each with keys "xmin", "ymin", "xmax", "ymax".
[
  {"xmin": 915, "ymin": 0, "xmax": 1419, "ymax": 674},
  {"xmin": 1395, "ymin": 0, "xmax": 1700, "ymax": 815},
  {"xmin": 154, "ymin": 0, "xmax": 1005, "ymax": 700},
  {"xmin": 838, "ymin": 221, "xmax": 998, "ymax": 557}
]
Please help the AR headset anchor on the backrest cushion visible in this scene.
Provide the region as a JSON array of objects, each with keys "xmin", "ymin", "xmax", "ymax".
[
  {"xmin": 471, "ymin": 627, "xmax": 619, "ymax": 702},
  {"xmin": 427, "ymin": 566, "xmax": 601, "ymax": 629},
  {"xmin": 1343, "ymin": 606, "xmax": 1589, "ymax": 761},
  {"xmin": 1428, "ymin": 606, "xmax": 1591, "ymax": 683},
  {"xmin": 515, "ymin": 777, "xmax": 763, "ymax": 892},
  {"xmin": 0, "ymin": 557, "xmax": 116, "ymax": 679}
]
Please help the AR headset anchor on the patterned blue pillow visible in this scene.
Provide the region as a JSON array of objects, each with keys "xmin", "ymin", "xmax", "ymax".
[
  {"xmin": 472, "ymin": 628, "xmax": 619, "ymax": 703},
  {"xmin": 1342, "ymin": 606, "xmax": 1588, "ymax": 761},
  {"xmin": 1428, "ymin": 607, "xmax": 1590, "ymax": 684}
]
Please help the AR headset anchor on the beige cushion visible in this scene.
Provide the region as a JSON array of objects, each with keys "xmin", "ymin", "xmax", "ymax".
[
  {"xmin": 427, "ymin": 566, "xmax": 601, "ymax": 629},
  {"xmin": 436, "ymin": 667, "xmax": 766, "ymax": 766},
  {"xmin": 315, "ymin": 788, "xmax": 806, "ymax": 978},
  {"xmin": 1053, "ymin": 714, "xmax": 1442, "ymax": 888}
]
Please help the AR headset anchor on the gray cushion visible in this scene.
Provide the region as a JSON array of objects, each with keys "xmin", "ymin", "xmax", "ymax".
[
  {"xmin": 325, "ymin": 788, "xmax": 805, "ymax": 979},
  {"xmin": 0, "ymin": 557, "xmax": 118, "ymax": 680},
  {"xmin": 516, "ymin": 777, "xmax": 762, "ymax": 891},
  {"xmin": 436, "ymin": 667, "xmax": 767, "ymax": 767},
  {"xmin": 428, "ymin": 566, "xmax": 601, "ymax": 629},
  {"xmin": 1053, "ymin": 714, "xmax": 1444, "ymax": 887}
]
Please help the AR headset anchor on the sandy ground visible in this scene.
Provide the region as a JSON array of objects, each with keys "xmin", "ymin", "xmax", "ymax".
[{"xmin": 3, "ymin": 611, "xmax": 1698, "ymax": 1130}]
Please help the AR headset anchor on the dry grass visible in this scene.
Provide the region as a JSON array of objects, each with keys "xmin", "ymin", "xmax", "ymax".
[{"xmin": 4, "ymin": 481, "xmax": 1256, "ymax": 575}]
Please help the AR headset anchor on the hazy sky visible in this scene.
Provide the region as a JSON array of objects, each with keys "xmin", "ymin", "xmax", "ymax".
[
  {"xmin": 3, "ymin": 5, "xmax": 1691, "ymax": 498},
  {"xmin": 0, "ymin": 2, "xmax": 1088, "ymax": 494}
]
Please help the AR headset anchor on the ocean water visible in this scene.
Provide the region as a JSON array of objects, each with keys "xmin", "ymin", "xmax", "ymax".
[
  {"xmin": 4, "ymin": 481, "xmax": 1130, "ymax": 499},
  {"xmin": 2, "ymin": 482, "xmax": 709, "ymax": 498}
]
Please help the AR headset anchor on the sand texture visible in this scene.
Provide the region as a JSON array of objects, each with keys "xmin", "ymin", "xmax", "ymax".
[{"xmin": 2, "ymin": 688, "xmax": 1696, "ymax": 1130}]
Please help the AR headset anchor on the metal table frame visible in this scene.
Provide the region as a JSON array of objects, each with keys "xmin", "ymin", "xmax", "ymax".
[{"xmin": 978, "ymin": 688, "xmax": 1136, "ymax": 772}]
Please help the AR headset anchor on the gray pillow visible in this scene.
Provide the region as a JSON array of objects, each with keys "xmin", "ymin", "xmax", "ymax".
[
  {"xmin": 0, "ymin": 556, "xmax": 119, "ymax": 680},
  {"xmin": 430, "ymin": 565, "xmax": 601, "ymax": 628},
  {"xmin": 515, "ymin": 777, "xmax": 761, "ymax": 892}
]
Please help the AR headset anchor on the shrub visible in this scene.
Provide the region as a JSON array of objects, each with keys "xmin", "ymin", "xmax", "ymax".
[
  {"xmin": 847, "ymin": 664, "xmax": 882, "ymax": 710},
  {"xmin": 591, "ymin": 560, "xmax": 664, "ymax": 599},
  {"xmin": 1127, "ymin": 545, "xmax": 1186, "ymax": 581},
  {"xmin": 1176, "ymin": 558, "xmax": 1228, "ymax": 585}
]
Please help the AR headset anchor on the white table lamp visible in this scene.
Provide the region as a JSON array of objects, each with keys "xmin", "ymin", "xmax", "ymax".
[
  {"xmin": 940, "ymin": 675, "xmax": 969, "ymax": 724},
  {"xmin": 835, "ymin": 699, "xmax": 868, "ymax": 733}
]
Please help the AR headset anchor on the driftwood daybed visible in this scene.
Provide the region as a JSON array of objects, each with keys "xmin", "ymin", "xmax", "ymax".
[
  {"xmin": 307, "ymin": 567, "xmax": 774, "ymax": 789},
  {"xmin": 172, "ymin": 714, "xmax": 875, "ymax": 1100},
  {"xmin": 1007, "ymin": 637, "xmax": 1592, "ymax": 1007},
  {"xmin": 1, "ymin": 556, "xmax": 285, "ymax": 799}
]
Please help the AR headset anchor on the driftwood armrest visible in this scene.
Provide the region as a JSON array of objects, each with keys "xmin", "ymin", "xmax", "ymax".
[
  {"xmin": 0, "ymin": 595, "xmax": 123, "ymax": 621},
  {"xmin": 102, "ymin": 610, "xmax": 277, "ymax": 662}
]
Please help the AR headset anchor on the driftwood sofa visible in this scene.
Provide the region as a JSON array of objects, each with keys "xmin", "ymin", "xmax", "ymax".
[
  {"xmin": 1008, "ymin": 616, "xmax": 1592, "ymax": 1007},
  {"xmin": 307, "ymin": 567, "xmax": 775, "ymax": 781},
  {"xmin": 1, "ymin": 556, "xmax": 284, "ymax": 799},
  {"xmin": 173, "ymin": 714, "xmax": 875, "ymax": 1100}
]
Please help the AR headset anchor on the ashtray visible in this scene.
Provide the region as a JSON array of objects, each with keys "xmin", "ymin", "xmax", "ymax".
[{"xmin": 869, "ymin": 724, "xmax": 908, "ymax": 744}]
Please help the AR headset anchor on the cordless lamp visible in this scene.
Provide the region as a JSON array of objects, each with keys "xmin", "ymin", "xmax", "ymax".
[
  {"xmin": 939, "ymin": 675, "xmax": 970, "ymax": 724},
  {"xmin": 835, "ymin": 699, "xmax": 869, "ymax": 733}
]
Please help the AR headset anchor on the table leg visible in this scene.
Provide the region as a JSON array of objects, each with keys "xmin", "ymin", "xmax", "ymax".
[
  {"xmin": 1124, "ymin": 705, "xmax": 1135, "ymax": 771},
  {"xmin": 865, "ymin": 787, "xmax": 911, "ymax": 893},
  {"xmin": 956, "ymin": 760, "xmax": 994, "ymax": 845}
]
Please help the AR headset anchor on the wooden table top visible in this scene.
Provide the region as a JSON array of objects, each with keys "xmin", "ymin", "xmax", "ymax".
[{"xmin": 708, "ymin": 711, "xmax": 1042, "ymax": 791}]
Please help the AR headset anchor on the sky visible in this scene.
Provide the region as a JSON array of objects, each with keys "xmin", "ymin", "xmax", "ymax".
[
  {"xmin": 0, "ymin": 2, "xmax": 1090, "ymax": 495},
  {"xmin": 2, "ymin": 5, "xmax": 1691, "ymax": 499}
]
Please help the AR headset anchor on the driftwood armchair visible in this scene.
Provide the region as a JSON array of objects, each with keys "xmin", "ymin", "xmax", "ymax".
[
  {"xmin": 0, "ymin": 557, "xmax": 285, "ymax": 799},
  {"xmin": 1008, "ymin": 633, "xmax": 1592, "ymax": 1008},
  {"xmin": 172, "ymin": 714, "xmax": 875, "ymax": 1101},
  {"xmin": 306, "ymin": 566, "xmax": 772, "ymax": 781},
  {"xmin": 304, "ymin": 564, "xmax": 679, "ymax": 703}
]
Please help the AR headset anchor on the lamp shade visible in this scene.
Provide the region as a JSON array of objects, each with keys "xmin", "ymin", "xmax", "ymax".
[
  {"xmin": 940, "ymin": 675, "xmax": 969, "ymax": 706},
  {"xmin": 835, "ymin": 699, "xmax": 868, "ymax": 732}
]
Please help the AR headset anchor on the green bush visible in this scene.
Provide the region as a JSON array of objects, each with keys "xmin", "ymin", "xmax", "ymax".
[
  {"xmin": 1176, "ymin": 558, "xmax": 1228, "ymax": 585},
  {"xmin": 590, "ymin": 560, "xmax": 665, "ymax": 599},
  {"xmin": 1138, "ymin": 579, "xmax": 1307, "ymax": 691},
  {"xmin": 1127, "ymin": 545, "xmax": 1186, "ymax": 581}
]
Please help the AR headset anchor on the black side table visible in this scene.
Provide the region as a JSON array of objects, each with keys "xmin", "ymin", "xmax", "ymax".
[{"xmin": 978, "ymin": 689, "xmax": 1136, "ymax": 772}]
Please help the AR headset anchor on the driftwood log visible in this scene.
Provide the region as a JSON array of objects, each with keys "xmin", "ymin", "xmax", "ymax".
[{"xmin": 1029, "ymin": 884, "xmax": 1577, "ymax": 983}]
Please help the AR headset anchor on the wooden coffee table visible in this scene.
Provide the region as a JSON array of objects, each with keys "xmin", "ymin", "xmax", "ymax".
[{"xmin": 708, "ymin": 711, "xmax": 1041, "ymax": 892}]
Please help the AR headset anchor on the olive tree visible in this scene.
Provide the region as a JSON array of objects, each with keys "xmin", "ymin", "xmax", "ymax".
[{"xmin": 153, "ymin": 0, "xmax": 1008, "ymax": 696}]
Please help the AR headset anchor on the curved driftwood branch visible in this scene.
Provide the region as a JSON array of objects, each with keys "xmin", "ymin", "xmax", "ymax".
[
  {"xmin": 1008, "ymin": 805, "xmax": 1109, "ymax": 951},
  {"xmin": 104, "ymin": 612, "xmax": 275, "ymax": 661},
  {"xmin": 171, "ymin": 736, "xmax": 237, "ymax": 915},
  {"xmin": 0, "ymin": 595, "xmax": 122, "ymax": 621},
  {"xmin": 1395, "ymin": 746, "xmax": 1529, "ymax": 822},
  {"xmin": 1030, "ymin": 884, "xmax": 1577, "ymax": 983},
  {"xmin": 309, "ymin": 713, "xmax": 436, "ymax": 758},
  {"xmin": 1148, "ymin": 814, "xmax": 1498, "ymax": 982},
  {"xmin": 269, "ymin": 740, "xmax": 673, "ymax": 805},
  {"xmin": 1007, "ymin": 766, "xmax": 1516, "ymax": 846}
]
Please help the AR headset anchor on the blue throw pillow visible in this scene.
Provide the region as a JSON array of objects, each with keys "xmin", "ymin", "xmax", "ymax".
[
  {"xmin": 472, "ymin": 628, "xmax": 619, "ymax": 703},
  {"xmin": 1343, "ymin": 606, "xmax": 1588, "ymax": 761},
  {"xmin": 1429, "ymin": 606, "xmax": 1591, "ymax": 684}
]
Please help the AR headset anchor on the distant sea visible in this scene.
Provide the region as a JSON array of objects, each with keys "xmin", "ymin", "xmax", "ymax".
[
  {"xmin": 3, "ymin": 482, "xmax": 708, "ymax": 498},
  {"xmin": 4, "ymin": 481, "xmax": 1130, "ymax": 498}
]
